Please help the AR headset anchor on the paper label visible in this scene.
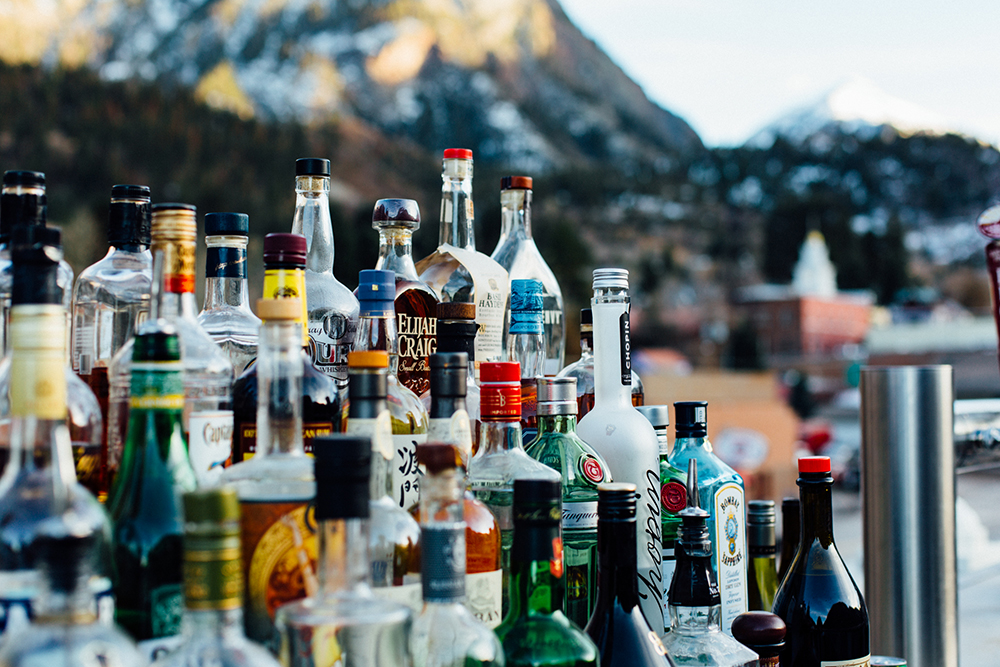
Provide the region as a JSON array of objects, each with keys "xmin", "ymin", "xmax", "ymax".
[
  {"xmin": 346, "ymin": 413, "xmax": 394, "ymax": 461},
  {"xmin": 562, "ymin": 501, "xmax": 599, "ymax": 530},
  {"xmin": 422, "ymin": 526, "xmax": 465, "ymax": 603},
  {"xmin": 186, "ymin": 410, "xmax": 233, "ymax": 485},
  {"xmin": 372, "ymin": 582, "xmax": 423, "ymax": 613},
  {"xmin": 392, "ymin": 432, "xmax": 427, "ymax": 510},
  {"xmin": 821, "ymin": 658, "xmax": 871, "ymax": 667},
  {"xmin": 440, "ymin": 244, "xmax": 508, "ymax": 364},
  {"xmin": 714, "ymin": 482, "xmax": 748, "ymax": 633},
  {"xmin": 237, "ymin": 421, "xmax": 334, "ymax": 460},
  {"xmin": 465, "ymin": 569, "xmax": 503, "ymax": 629},
  {"xmin": 263, "ymin": 268, "xmax": 309, "ymax": 347},
  {"xmin": 427, "ymin": 411, "xmax": 472, "ymax": 464},
  {"xmin": 307, "ymin": 313, "xmax": 356, "ymax": 386},
  {"xmin": 206, "ymin": 246, "xmax": 247, "ymax": 279}
]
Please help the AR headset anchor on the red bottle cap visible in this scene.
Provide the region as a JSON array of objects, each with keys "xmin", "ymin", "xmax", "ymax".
[
  {"xmin": 798, "ymin": 456, "xmax": 831, "ymax": 474},
  {"xmin": 480, "ymin": 361, "xmax": 519, "ymax": 383},
  {"xmin": 443, "ymin": 148, "xmax": 473, "ymax": 160},
  {"xmin": 501, "ymin": 175, "xmax": 533, "ymax": 190}
]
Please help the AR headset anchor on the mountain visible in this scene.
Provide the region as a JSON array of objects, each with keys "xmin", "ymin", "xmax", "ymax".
[{"xmin": 0, "ymin": 0, "xmax": 701, "ymax": 170}]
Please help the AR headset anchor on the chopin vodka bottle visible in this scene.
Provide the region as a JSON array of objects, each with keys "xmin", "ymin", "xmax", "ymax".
[
  {"xmin": 197, "ymin": 212, "xmax": 260, "ymax": 375},
  {"xmin": 507, "ymin": 278, "xmax": 545, "ymax": 443},
  {"xmin": 746, "ymin": 501, "xmax": 778, "ymax": 612},
  {"xmin": 575, "ymin": 268, "xmax": 663, "ymax": 632},
  {"xmin": 490, "ymin": 175, "xmax": 565, "ymax": 375},
  {"xmin": 372, "ymin": 198, "xmax": 439, "ymax": 396},
  {"xmin": 290, "ymin": 158, "xmax": 359, "ymax": 387},
  {"xmin": 427, "ymin": 301, "xmax": 481, "ymax": 452},
  {"xmin": 416, "ymin": 149, "xmax": 509, "ymax": 368}
]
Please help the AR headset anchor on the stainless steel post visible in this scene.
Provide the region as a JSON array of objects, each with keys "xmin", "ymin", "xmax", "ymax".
[{"xmin": 860, "ymin": 365, "xmax": 957, "ymax": 667}]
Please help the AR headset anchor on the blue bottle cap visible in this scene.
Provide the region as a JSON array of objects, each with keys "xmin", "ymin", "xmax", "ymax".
[
  {"xmin": 510, "ymin": 279, "xmax": 543, "ymax": 335},
  {"xmin": 358, "ymin": 269, "xmax": 395, "ymax": 316}
]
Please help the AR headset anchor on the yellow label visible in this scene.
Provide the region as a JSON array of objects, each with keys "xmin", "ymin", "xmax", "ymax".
[
  {"xmin": 9, "ymin": 306, "xmax": 66, "ymax": 419},
  {"xmin": 263, "ymin": 268, "xmax": 309, "ymax": 346},
  {"xmin": 131, "ymin": 394, "xmax": 185, "ymax": 410}
]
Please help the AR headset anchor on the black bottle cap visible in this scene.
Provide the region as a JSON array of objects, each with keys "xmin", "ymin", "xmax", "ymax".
[
  {"xmin": 1, "ymin": 171, "xmax": 47, "ymax": 241},
  {"xmin": 597, "ymin": 483, "xmax": 636, "ymax": 521},
  {"xmin": 11, "ymin": 225, "xmax": 61, "ymax": 306},
  {"xmin": 296, "ymin": 158, "xmax": 331, "ymax": 177},
  {"xmin": 3, "ymin": 170, "xmax": 45, "ymax": 188},
  {"xmin": 580, "ymin": 308, "xmax": 592, "ymax": 326},
  {"xmin": 263, "ymin": 233, "xmax": 307, "ymax": 267},
  {"xmin": 108, "ymin": 184, "xmax": 151, "ymax": 246},
  {"xmin": 111, "ymin": 184, "xmax": 150, "ymax": 200},
  {"xmin": 313, "ymin": 435, "xmax": 371, "ymax": 520},
  {"xmin": 513, "ymin": 479, "xmax": 561, "ymax": 523},
  {"xmin": 436, "ymin": 302, "xmax": 477, "ymax": 357},
  {"xmin": 205, "ymin": 212, "xmax": 249, "ymax": 236},
  {"xmin": 347, "ymin": 360, "xmax": 388, "ymax": 414},
  {"xmin": 674, "ymin": 401, "xmax": 708, "ymax": 438},
  {"xmin": 731, "ymin": 611, "xmax": 786, "ymax": 654},
  {"xmin": 430, "ymin": 352, "xmax": 468, "ymax": 398},
  {"xmin": 132, "ymin": 328, "xmax": 182, "ymax": 362}
]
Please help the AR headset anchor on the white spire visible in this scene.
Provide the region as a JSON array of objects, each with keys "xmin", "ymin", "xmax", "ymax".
[{"xmin": 793, "ymin": 231, "xmax": 838, "ymax": 297}]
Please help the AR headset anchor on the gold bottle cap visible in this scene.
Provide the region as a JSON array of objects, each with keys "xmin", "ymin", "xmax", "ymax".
[
  {"xmin": 151, "ymin": 203, "xmax": 197, "ymax": 293},
  {"xmin": 348, "ymin": 350, "xmax": 389, "ymax": 369}
]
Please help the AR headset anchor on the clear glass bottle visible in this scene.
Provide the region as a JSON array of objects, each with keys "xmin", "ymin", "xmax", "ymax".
[
  {"xmin": 490, "ymin": 175, "xmax": 565, "ymax": 375},
  {"xmin": 290, "ymin": 157, "xmax": 359, "ymax": 387},
  {"xmin": 353, "ymin": 269, "xmax": 428, "ymax": 511},
  {"xmin": 576, "ymin": 269, "xmax": 663, "ymax": 633},
  {"xmin": 415, "ymin": 148, "xmax": 510, "ymax": 368},
  {"xmin": 197, "ymin": 212, "xmax": 260, "ymax": 375},
  {"xmin": 746, "ymin": 501, "xmax": 778, "ymax": 612},
  {"xmin": 424, "ymin": 301, "xmax": 480, "ymax": 453},
  {"xmin": 372, "ymin": 198, "xmax": 439, "ymax": 397},
  {"xmin": 507, "ymin": 278, "xmax": 545, "ymax": 443},
  {"xmin": 219, "ymin": 298, "xmax": 317, "ymax": 648},
  {"xmin": 524, "ymin": 377, "xmax": 611, "ymax": 628},
  {"xmin": 410, "ymin": 442, "xmax": 504, "ymax": 667},
  {"xmin": 108, "ymin": 204, "xmax": 234, "ymax": 487},
  {"xmin": 276, "ymin": 435, "xmax": 412, "ymax": 667}
]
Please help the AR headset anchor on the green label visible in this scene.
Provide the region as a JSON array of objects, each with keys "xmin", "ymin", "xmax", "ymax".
[
  {"xmin": 184, "ymin": 545, "xmax": 243, "ymax": 610},
  {"xmin": 150, "ymin": 583, "xmax": 183, "ymax": 637},
  {"xmin": 131, "ymin": 362, "xmax": 185, "ymax": 408}
]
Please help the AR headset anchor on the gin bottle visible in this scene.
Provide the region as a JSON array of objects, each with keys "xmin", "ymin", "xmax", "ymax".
[{"xmin": 507, "ymin": 278, "xmax": 545, "ymax": 442}]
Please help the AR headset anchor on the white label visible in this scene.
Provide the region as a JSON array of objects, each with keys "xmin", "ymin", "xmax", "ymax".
[
  {"xmin": 465, "ymin": 569, "xmax": 503, "ymax": 629},
  {"xmin": 138, "ymin": 635, "xmax": 184, "ymax": 663},
  {"xmin": 821, "ymin": 658, "xmax": 871, "ymax": 667},
  {"xmin": 562, "ymin": 501, "xmax": 599, "ymax": 530},
  {"xmin": 372, "ymin": 582, "xmax": 423, "ymax": 613},
  {"xmin": 346, "ymin": 412, "xmax": 395, "ymax": 461},
  {"xmin": 661, "ymin": 545, "xmax": 675, "ymax": 633},
  {"xmin": 427, "ymin": 411, "xmax": 473, "ymax": 466},
  {"xmin": 441, "ymin": 244, "xmax": 509, "ymax": 364},
  {"xmin": 392, "ymin": 433, "xmax": 428, "ymax": 511},
  {"xmin": 187, "ymin": 410, "xmax": 234, "ymax": 486},
  {"xmin": 714, "ymin": 482, "xmax": 748, "ymax": 634}
]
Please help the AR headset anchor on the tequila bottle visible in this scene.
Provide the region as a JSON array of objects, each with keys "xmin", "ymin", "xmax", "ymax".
[
  {"xmin": 425, "ymin": 301, "xmax": 480, "ymax": 453},
  {"xmin": 507, "ymin": 278, "xmax": 545, "ymax": 443}
]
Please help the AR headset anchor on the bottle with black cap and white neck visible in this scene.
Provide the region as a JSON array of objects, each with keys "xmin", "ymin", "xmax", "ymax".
[
  {"xmin": 197, "ymin": 212, "xmax": 260, "ymax": 375},
  {"xmin": 423, "ymin": 301, "xmax": 480, "ymax": 451},
  {"xmin": 276, "ymin": 434, "xmax": 412, "ymax": 667},
  {"xmin": 290, "ymin": 158, "xmax": 359, "ymax": 388}
]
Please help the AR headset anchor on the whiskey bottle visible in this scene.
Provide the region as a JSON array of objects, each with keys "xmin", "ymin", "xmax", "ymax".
[
  {"xmin": 490, "ymin": 175, "xmax": 565, "ymax": 375},
  {"xmin": 427, "ymin": 301, "xmax": 480, "ymax": 453},
  {"xmin": 747, "ymin": 500, "xmax": 778, "ymax": 612},
  {"xmin": 507, "ymin": 278, "xmax": 545, "ymax": 442}
]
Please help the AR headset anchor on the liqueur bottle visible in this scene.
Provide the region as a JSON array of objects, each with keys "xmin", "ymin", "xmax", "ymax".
[
  {"xmin": 290, "ymin": 157, "xmax": 359, "ymax": 387},
  {"xmin": 426, "ymin": 301, "xmax": 480, "ymax": 452},
  {"xmin": 415, "ymin": 148, "xmax": 510, "ymax": 368},
  {"xmin": 219, "ymin": 298, "xmax": 317, "ymax": 647},
  {"xmin": 371, "ymin": 198, "xmax": 439, "ymax": 396},
  {"xmin": 584, "ymin": 483, "xmax": 675, "ymax": 667},
  {"xmin": 490, "ymin": 175, "xmax": 565, "ymax": 375},
  {"xmin": 231, "ymin": 233, "xmax": 341, "ymax": 461},
  {"xmin": 507, "ymin": 278, "xmax": 545, "ymax": 442},
  {"xmin": 732, "ymin": 612, "xmax": 786, "ymax": 667},
  {"xmin": 525, "ymin": 376, "xmax": 611, "ymax": 628},
  {"xmin": 410, "ymin": 442, "xmax": 504, "ymax": 667},
  {"xmin": 747, "ymin": 500, "xmax": 778, "ymax": 612},
  {"xmin": 352, "ymin": 269, "xmax": 428, "ymax": 511},
  {"xmin": 778, "ymin": 497, "xmax": 800, "ymax": 584},
  {"xmin": 107, "ymin": 203, "xmax": 234, "ymax": 487},
  {"xmin": 772, "ymin": 457, "xmax": 870, "ymax": 667},
  {"xmin": 667, "ymin": 401, "xmax": 747, "ymax": 633},
  {"xmin": 576, "ymin": 268, "xmax": 663, "ymax": 633},
  {"xmin": 557, "ymin": 308, "xmax": 643, "ymax": 418},
  {"xmin": 276, "ymin": 435, "xmax": 412, "ymax": 667},
  {"xmin": 468, "ymin": 361, "xmax": 560, "ymax": 617},
  {"xmin": 495, "ymin": 479, "xmax": 599, "ymax": 667},
  {"xmin": 197, "ymin": 212, "xmax": 260, "ymax": 375},
  {"xmin": 151, "ymin": 487, "xmax": 281, "ymax": 667}
]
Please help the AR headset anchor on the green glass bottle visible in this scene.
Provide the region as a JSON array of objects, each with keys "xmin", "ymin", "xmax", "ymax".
[
  {"xmin": 495, "ymin": 479, "xmax": 599, "ymax": 667},
  {"xmin": 746, "ymin": 500, "xmax": 779, "ymax": 612}
]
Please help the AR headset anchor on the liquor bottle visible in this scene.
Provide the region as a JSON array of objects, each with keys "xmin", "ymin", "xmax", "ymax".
[
  {"xmin": 667, "ymin": 401, "xmax": 747, "ymax": 633},
  {"xmin": 197, "ymin": 212, "xmax": 260, "ymax": 375},
  {"xmin": 490, "ymin": 175, "xmax": 565, "ymax": 375},
  {"xmin": 415, "ymin": 148, "xmax": 510, "ymax": 368},
  {"xmin": 0, "ymin": 514, "xmax": 143, "ymax": 667},
  {"xmin": 575, "ymin": 268, "xmax": 663, "ymax": 632},
  {"xmin": 352, "ymin": 268, "xmax": 428, "ymax": 511},
  {"xmin": 426, "ymin": 301, "xmax": 480, "ymax": 452},
  {"xmin": 290, "ymin": 157, "xmax": 359, "ymax": 386},
  {"xmin": 557, "ymin": 308, "xmax": 643, "ymax": 418},
  {"xmin": 507, "ymin": 278, "xmax": 545, "ymax": 442},
  {"xmin": 584, "ymin": 483, "xmax": 674, "ymax": 667},
  {"xmin": 525, "ymin": 376, "xmax": 611, "ymax": 627},
  {"xmin": 371, "ymin": 198, "xmax": 439, "ymax": 396},
  {"xmin": 468, "ymin": 361, "xmax": 560, "ymax": 617},
  {"xmin": 151, "ymin": 487, "xmax": 281, "ymax": 667},
  {"xmin": 276, "ymin": 435, "xmax": 412, "ymax": 667},
  {"xmin": 778, "ymin": 497, "xmax": 800, "ymax": 584},
  {"xmin": 495, "ymin": 479, "xmax": 599, "ymax": 667},
  {"xmin": 343, "ymin": 350, "xmax": 421, "ymax": 608},
  {"xmin": 661, "ymin": 460, "xmax": 759, "ymax": 667},
  {"xmin": 107, "ymin": 203, "xmax": 234, "ymax": 487},
  {"xmin": 747, "ymin": 500, "xmax": 778, "ymax": 612},
  {"xmin": 420, "ymin": 350, "xmax": 502, "ymax": 628},
  {"xmin": 219, "ymin": 298, "xmax": 317, "ymax": 647},
  {"xmin": 772, "ymin": 456, "xmax": 870, "ymax": 667},
  {"xmin": 231, "ymin": 233, "xmax": 341, "ymax": 462},
  {"xmin": 732, "ymin": 612, "xmax": 786, "ymax": 667},
  {"xmin": 410, "ymin": 442, "xmax": 504, "ymax": 667}
]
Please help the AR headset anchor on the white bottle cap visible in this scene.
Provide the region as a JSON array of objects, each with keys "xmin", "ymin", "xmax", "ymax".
[{"xmin": 592, "ymin": 268, "xmax": 629, "ymax": 289}]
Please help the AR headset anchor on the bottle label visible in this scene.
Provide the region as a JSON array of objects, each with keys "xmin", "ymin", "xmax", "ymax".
[
  {"xmin": 440, "ymin": 244, "xmax": 509, "ymax": 364},
  {"xmin": 821, "ymin": 659, "xmax": 871, "ymax": 667},
  {"xmin": 636, "ymin": 468, "xmax": 664, "ymax": 634},
  {"xmin": 579, "ymin": 455, "xmax": 607, "ymax": 484},
  {"xmin": 392, "ymin": 433, "xmax": 427, "ymax": 510},
  {"xmin": 372, "ymin": 582, "xmax": 424, "ymax": 612},
  {"xmin": 237, "ymin": 421, "xmax": 335, "ymax": 459},
  {"xmin": 153, "ymin": 238, "xmax": 196, "ymax": 293},
  {"xmin": 480, "ymin": 385, "xmax": 519, "ymax": 419},
  {"xmin": 661, "ymin": 479, "xmax": 688, "ymax": 513},
  {"xmin": 129, "ymin": 360, "xmax": 185, "ymax": 409},
  {"xmin": 345, "ymin": 413, "xmax": 395, "ymax": 461},
  {"xmin": 661, "ymin": 545, "xmax": 675, "ymax": 631},
  {"xmin": 619, "ymin": 311, "xmax": 632, "ymax": 386},
  {"xmin": 186, "ymin": 410, "xmax": 233, "ymax": 485},
  {"xmin": 714, "ymin": 482, "xmax": 748, "ymax": 633},
  {"xmin": 263, "ymin": 267, "xmax": 310, "ymax": 346},
  {"xmin": 396, "ymin": 311, "xmax": 436, "ymax": 393},
  {"xmin": 421, "ymin": 526, "xmax": 465, "ymax": 603},
  {"xmin": 9, "ymin": 315, "xmax": 65, "ymax": 419},
  {"xmin": 183, "ymin": 543, "xmax": 243, "ymax": 611},
  {"xmin": 760, "ymin": 658, "xmax": 780, "ymax": 667},
  {"xmin": 150, "ymin": 583, "xmax": 183, "ymax": 637},
  {"xmin": 562, "ymin": 501, "xmax": 599, "ymax": 530},
  {"xmin": 465, "ymin": 569, "xmax": 503, "ymax": 629},
  {"xmin": 206, "ymin": 246, "xmax": 247, "ymax": 279},
  {"xmin": 427, "ymin": 411, "xmax": 473, "ymax": 465}
]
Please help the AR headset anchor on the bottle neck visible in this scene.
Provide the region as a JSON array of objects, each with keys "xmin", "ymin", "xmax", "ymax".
[
  {"xmin": 429, "ymin": 395, "xmax": 466, "ymax": 420},
  {"xmin": 673, "ymin": 434, "xmax": 712, "ymax": 454},
  {"xmin": 355, "ymin": 313, "xmax": 399, "ymax": 374},
  {"xmin": 536, "ymin": 413, "xmax": 577, "ymax": 436},
  {"xmin": 182, "ymin": 608, "xmax": 245, "ymax": 641},
  {"xmin": 499, "ymin": 188, "xmax": 533, "ymax": 242},
  {"xmin": 149, "ymin": 244, "xmax": 200, "ymax": 323},
  {"xmin": 507, "ymin": 330, "xmax": 546, "ymax": 379},
  {"xmin": 595, "ymin": 515, "xmax": 640, "ymax": 612},
  {"xmin": 508, "ymin": 520, "xmax": 564, "ymax": 618},
  {"xmin": 202, "ymin": 236, "xmax": 251, "ymax": 312},
  {"xmin": 591, "ymin": 294, "xmax": 633, "ymax": 407},
  {"xmin": 263, "ymin": 263, "xmax": 310, "ymax": 348},
  {"xmin": 479, "ymin": 418, "xmax": 523, "ymax": 455},
  {"xmin": 439, "ymin": 159, "xmax": 475, "ymax": 250},
  {"xmin": 256, "ymin": 321, "xmax": 305, "ymax": 457},
  {"xmin": 800, "ymin": 478, "xmax": 835, "ymax": 548},
  {"xmin": 292, "ymin": 175, "xmax": 335, "ymax": 274},
  {"xmin": 375, "ymin": 228, "xmax": 419, "ymax": 281},
  {"xmin": 318, "ymin": 518, "xmax": 372, "ymax": 599}
]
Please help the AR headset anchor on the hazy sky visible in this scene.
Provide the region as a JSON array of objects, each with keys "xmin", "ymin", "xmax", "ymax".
[{"xmin": 560, "ymin": 0, "xmax": 1000, "ymax": 147}]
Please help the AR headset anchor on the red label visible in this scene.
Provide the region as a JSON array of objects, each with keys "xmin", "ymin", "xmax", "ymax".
[
  {"xmin": 480, "ymin": 385, "xmax": 520, "ymax": 419},
  {"xmin": 164, "ymin": 274, "xmax": 195, "ymax": 293},
  {"xmin": 550, "ymin": 537, "xmax": 564, "ymax": 578},
  {"xmin": 581, "ymin": 456, "xmax": 604, "ymax": 483},
  {"xmin": 661, "ymin": 481, "xmax": 687, "ymax": 513}
]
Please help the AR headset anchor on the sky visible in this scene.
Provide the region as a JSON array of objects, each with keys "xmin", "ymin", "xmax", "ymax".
[{"xmin": 559, "ymin": 0, "xmax": 1000, "ymax": 147}]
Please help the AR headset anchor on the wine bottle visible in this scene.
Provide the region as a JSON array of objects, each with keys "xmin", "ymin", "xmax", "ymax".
[
  {"xmin": 747, "ymin": 500, "xmax": 778, "ymax": 612},
  {"xmin": 778, "ymin": 496, "xmax": 800, "ymax": 584}
]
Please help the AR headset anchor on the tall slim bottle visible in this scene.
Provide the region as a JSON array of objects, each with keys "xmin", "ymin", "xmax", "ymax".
[
  {"xmin": 507, "ymin": 278, "xmax": 545, "ymax": 442},
  {"xmin": 290, "ymin": 158, "xmax": 359, "ymax": 387},
  {"xmin": 778, "ymin": 497, "xmax": 800, "ymax": 584},
  {"xmin": 575, "ymin": 268, "xmax": 663, "ymax": 632},
  {"xmin": 426, "ymin": 301, "xmax": 480, "ymax": 452},
  {"xmin": 746, "ymin": 500, "xmax": 778, "ymax": 612}
]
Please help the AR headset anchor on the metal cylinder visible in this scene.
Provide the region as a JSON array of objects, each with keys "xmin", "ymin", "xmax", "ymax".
[{"xmin": 860, "ymin": 365, "xmax": 957, "ymax": 667}]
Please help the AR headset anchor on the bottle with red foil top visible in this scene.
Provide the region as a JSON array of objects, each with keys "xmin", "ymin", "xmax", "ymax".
[
  {"xmin": 507, "ymin": 278, "xmax": 545, "ymax": 442},
  {"xmin": 978, "ymin": 204, "xmax": 1000, "ymax": 370}
]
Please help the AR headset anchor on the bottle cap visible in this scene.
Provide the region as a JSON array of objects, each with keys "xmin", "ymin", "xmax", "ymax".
[
  {"xmin": 481, "ymin": 362, "xmax": 520, "ymax": 420},
  {"xmin": 312, "ymin": 435, "xmax": 371, "ymax": 520},
  {"xmin": 108, "ymin": 184, "xmax": 151, "ymax": 246},
  {"xmin": 592, "ymin": 267, "xmax": 628, "ymax": 289},
  {"xmin": 183, "ymin": 487, "xmax": 241, "ymax": 525},
  {"xmin": 501, "ymin": 176, "xmax": 533, "ymax": 190},
  {"xmin": 295, "ymin": 157, "xmax": 331, "ymax": 177},
  {"xmin": 513, "ymin": 479, "xmax": 561, "ymax": 522},
  {"xmin": 597, "ymin": 483, "xmax": 636, "ymax": 521},
  {"xmin": 372, "ymin": 198, "xmax": 420, "ymax": 230},
  {"xmin": 151, "ymin": 203, "xmax": 197, "ymax": 240},
  {"xmin": 111, "ymin": 184, "xmax": 150, "ymax": 201},
  {"xmin": 263, "ymin": 233, "xmax": 307, "ymax": 267},
  {"xmin": 748, "ymin": 500, "xmax": 775, "ymax": 523},
  {"xmin": 417, "ymin": 442, "xmax": 462, "ymax": 474},
  {"xmin": 11, "ymin": 225, "xmax": 62, "ymax": 306},
  {"xmin": 443, "ymin": 148, "xmax": 473, "ymax": 160},
  {"xmin": 747, "ymin": 500, "xmax": 776, "ymax": 553},
  {"xmin": 429, "ymin": 352, "xmax": 468, "ymax": 398},
  {"xmin": 1, "ymin": 171, "xmax": 46, "ymax": 240},
  {"xmin": 674, "ymin": 401, "xmax": 708, "ymax": 438},
  {"xmin": 731, "ymin": 611, "xmax": 787, "ymax": 653},
  {"xmin": 357, "ymin": 269, "xmax": 395, "ymax": 317},
  {"xmin": 205, "ymin": 212, "xmax": 249, "ymax": 236},
  {"xmin": 2, "ymin": 170, "xmax": 45, "ymax": 188},
  {"xmin": 636, "ymin": 404, "xmax": 670, "ymax": 429},
  {"xmin": 256, "ymin": 298, "xmax": 302, "ymax": 322},
  {"xmin": 978, "ymin": 204, "xmax": 1000, "ymax": 239},
  {"xmin": 347, "ymin": 354, "xmax": 388, "ymax": 410},
  {"xmin": 437, "ymin": 302, "xmax": 476, "ymax": 319},
  {"xmin": 537, "ymin": 377, "xmax": 577, "ymax": 416},
  {"xmin": 579, "ymin": 308, "xmax": 593, "ymax": 334},
  {"xmin": 510, "ymin": 279, "xmax": 543, "ymax": 335},
  {"xmin": 348, "ymin": 350, "xmax": 389, "ymax": 369},
  {"xmin": 132, "ymin": 328, "xmax": 182, "ymax": 362},
  {"xmin": 436, "ymin": 302, "xmax": 477, "ymax": 356},
  {"xmin": 481, "ymin": 361, "xmax": 519, "ymax": 383},
  {"xmin": 798, "ymin": 456, "xmax": 831, "ymax": 474}
]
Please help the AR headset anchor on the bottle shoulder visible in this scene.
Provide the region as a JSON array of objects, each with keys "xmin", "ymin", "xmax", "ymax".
[
  {"xmin": 469, "ymin": 444, "xmax": 561, "ymax": 485},
  {"xmin": 492, "ymin": 241, "xmax": 563, "ymax": 298},
  {"xmin": 525, "ymin": 430, "xmax": 612, "ymax": 491},
  {"xmin": 586, "ymin": 606, "xmax": 674, "ymax": 667},
  {"xmin": 667, "ymin": 444, "xmax": 743, "ymax": 488},
  {"xmin": 370, "ymin": 497, "xmax": 421, "ymax": 544},
  {"xmin": 576, "ymin": 406, "xmax": 658, "ymax": 450},
  {"xmin": 773, "ymin": 541, "xmax": 867, "ymax": 619},
  {"xmin": 411, "ymin": 602, "xmax": 504, "ymax": 667},
  {"xmin": 497, "ymin": 612, "xmax": 598, "ymax": 666},
  {"xmin": 73, "ymin": 251, "xmax": 152, "ymax": 302},
  {"xmin": 660, "ymin": 623, "xmax": 758, "ymax": 665},
  {"xmin": 304, "ymin": 271, "xmax": 360, "ymax": 313}
]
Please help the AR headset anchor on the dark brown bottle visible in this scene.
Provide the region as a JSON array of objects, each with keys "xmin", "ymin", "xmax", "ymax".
[
  {"xmin": 732, "ymin": 611, "xmax": 787, "ymax": 666},
  {"xmin": 778, "ymin": 497, "xmax": 800, "ymax": 584}
]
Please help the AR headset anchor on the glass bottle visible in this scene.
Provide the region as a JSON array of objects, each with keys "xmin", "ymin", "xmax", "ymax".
[
  {"xmin": 410, "ymin": 442, "xmax": 504, "ymax": 667},
  {"xmin": 415, "ymin": 148, "xmax": 510, "ymax": 368},
  {"xmin": 151, "ymin": 487, "xmax": 282, "ymax": 667},
  {"xmin": 231, "ymin": 233, "xmax": 341, "ymax": 462},
  {"xmin": 575, "ymin": 268, "xmax": 663, "ymax": 632},
  {"xmin": 343, "ymin": 350, "xmax": 421, "ymax": 608},
  {"xmin": 507, "ymin": 278, "xmax": 545, "ymax": 443},
  {"xmin": 372, "ymin": 198, "xmax": 439, "ymax": 397},
  {"xmin": 495, "ymin": 479, "xmax": 599, "ymax": 667},
  {"xmin": 525, "ymin": 376, "xmax": 611, "ymax": 628},
  {"xmin": 746, "ymin": 501, "xmax": 778, "ymax": 612},
  {"xmin": 584, "ymin": 483, "xmax": 675, "ymax": 667},
  {"xmin": 778, "ymin": 497, "xmax": 800, "ymax": 584},
  {"xmin": 219, "ymin": 298, "xmax": 317, "ymax": 648},
  {"xmin": 490, "ymin": 175, "xmax": 565, "ymax": 375},
  {"xmin": 772, "ymin": 456, "xmax": 870, "ymax": 667},
  {"xmin": 667, "ymin": 402, "xmax": 748, "ymax": 634},
  {"xmin": 276, "ymin": 435, "xmax": 412, "ymax": 667},
  {"xmin": 558, "ymin": 308, "xmax": 643, "ymax": 418},
  {"xmin": 425, "ymin": 301, "xmax": 480, "ymax": 453},
  {"xmin": 290, "ymin": 157, "xmax": 359, "ymax": 387},
  {"xmin": 107, "ymin": 203, "xmax": 234, "ymax": 487},
  {"xmin": 353, "ymin": 268, "xmax": 428, "ymax": 511},
  {"xmin": 731, "ymin": 611, "xmax": 786, "ymax": 667},
  {"xmin": 468, "ymin": 361, "xmax": 560, "ymax": 618},
  {"xmin": 197, "ymin": 212, "xmax": 260, "ymax": 375}
]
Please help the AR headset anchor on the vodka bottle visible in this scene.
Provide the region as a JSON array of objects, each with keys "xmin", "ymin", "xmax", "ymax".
[{"xmin": 507, "ymin": 278, "xmax": 545, "ymax": 443}]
